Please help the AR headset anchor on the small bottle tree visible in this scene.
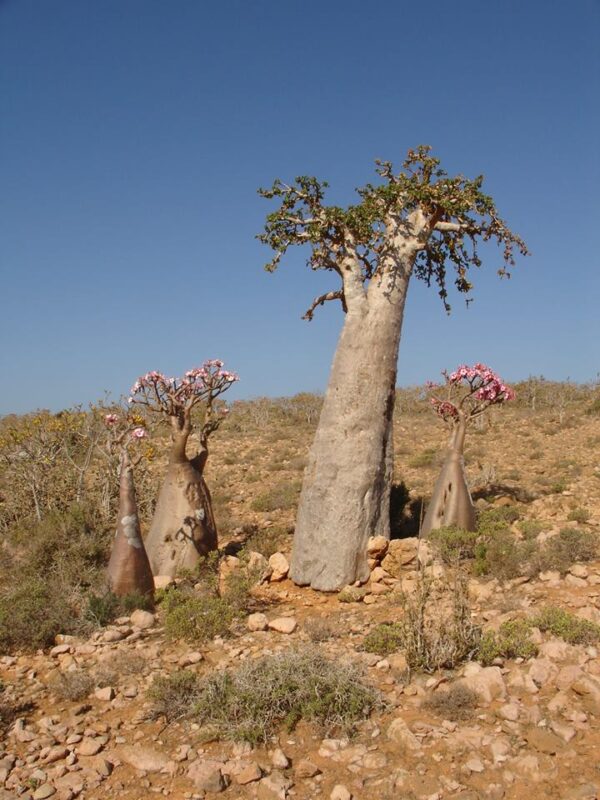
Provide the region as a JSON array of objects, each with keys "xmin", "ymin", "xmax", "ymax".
[
  {"xmin": 104, "ymin": 414, "xmax": 154, "ymax": 599},
  {"xmin": 421, "ymin": 364, "xmax": 515, "ymax": 536},
  {"xmin": 128, "ymin": 360, "xmax": 238, "ymax": 577}
]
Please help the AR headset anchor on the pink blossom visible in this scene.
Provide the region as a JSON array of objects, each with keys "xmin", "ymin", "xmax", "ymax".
[
  {"xmin": 131, "ymin": 427, "xmax": 147, "ymax": 439},
  {"xmin": 104, "ymin": 413, "xmax": 119, "ymax": 426}
]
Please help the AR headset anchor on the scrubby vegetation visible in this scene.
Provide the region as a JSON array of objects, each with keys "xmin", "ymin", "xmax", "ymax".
[
  {"xmin": 363, "ymin": 622, "xmax": 405, "ymax": 656},
  {"xmin": 423, "ymin": 684, "xmax": 480, "ymax": 720},
  {"xmin": 478, "ymin": 619, "xmax": 538, "ymax": 665},
  {"xmin": 150, "ymin": 649, "xmax": 382, "ymax": 743},
  {"xmin": 531, "ymin": 607, "xmax": 600, "ymax": 645}
]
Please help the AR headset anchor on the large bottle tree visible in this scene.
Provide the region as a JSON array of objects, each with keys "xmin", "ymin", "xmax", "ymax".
[{"xmin": 259, "ymin": 146, "xmax": 528, "ymax": 591}]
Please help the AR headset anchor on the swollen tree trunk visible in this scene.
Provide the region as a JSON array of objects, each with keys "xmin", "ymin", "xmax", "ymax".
[
  {"xmin": 420, "ymin": 417, "xmax": 476, "ymax": 536},
  {"xmin": 106, "ymin": 451, "xmax": 154, "ymax": 598},
  {"xmin": 290, "ymin": 267, "xmax": 409, "ymax": 591},
  {"xmin": 144, "ymin": 423, "xmax": 217, "ymax": 577}
]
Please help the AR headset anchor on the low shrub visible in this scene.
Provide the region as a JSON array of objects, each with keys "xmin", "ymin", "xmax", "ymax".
[
  {"xmin": 473, "ymin": 531, "xmax": 536, "ymax": 580},
  {"xmin": 94, "ymin": 651, "xmax": 147, "ymax": 687},
  {"xmin": 477, "ymin": 619, "xmax": 538, "ymax": 665},
  {"xmin": 537, "ymin": 528, "xmax": 597, "ymax": 574},
  {"xmin": 245, "ymin": 525, "xmax": 291, "ymax": 559},
  {"xmin": 423, "ymin": 684, "xmax": 480, "ymax": 720},
  {"xmin": 149, "ymin": 670, "xmax": 203, "ymax": 722},
  {"xmin": 187, "ymin": 649, "xmax": 382, "ymax": 743},
  {"xmin": 476, "ymin": 506, "xmax": 520, "ymax": 536},
  {"xmin": 49, "ymin": 669, "xmax": 95, "ymax": 701},
  {"xmin": 162, "ymin": 588, "xmax": 236, "ymax": 643},
  {"xmin": 363, "ymin": 623, "xmax": 404, "ymax": 656},
  {"xmin": 0, "ymin": 577, "xmax": 76, "ymax": 651},
  {"xmin": 567, "ymin": 508, "xmax": 591, "ymax": 524},
  {"xmin": 396, "ymin": 577, "xmax": 481, "ymax": 673},
  {"xmin": 304, "ymin": 617, "xmax": 338, "ymax": 643},
  {"xmin": 531, "ymin": 607, "xmax": 600, "ymax": 645},
  {"xmin": 429, "ymin": 526, "xmax": 480, "ymax": 564}
]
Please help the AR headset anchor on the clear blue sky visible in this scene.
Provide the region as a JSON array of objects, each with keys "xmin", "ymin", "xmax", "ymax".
[{"xmin": 1, "ymin": 0, "xmax": 598, "ymax": 414}]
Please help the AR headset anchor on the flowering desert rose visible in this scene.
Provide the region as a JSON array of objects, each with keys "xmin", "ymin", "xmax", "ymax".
[
  {"xmin": 421, "ymin": 363, "xmax": 515, "ymax": 536},
  {"xmin": 129, "ymin": 360, "xmax": 238, "ymax": 577}
]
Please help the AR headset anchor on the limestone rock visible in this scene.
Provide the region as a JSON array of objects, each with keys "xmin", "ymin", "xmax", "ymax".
[
  {"xmin": 118, "ymin": 745, "xmax": 169, "ymax": 772},
  {"xmin": 130, "ymin": 609, "xmax": 155, "ymax": 629},
  {"xmin": 268, "ymin": 552, "xmax": 289, "ymax": 581},
  {"xmin": 268, "ymin": 617, "xmax": 297, "ymax": 634},
  {"xmin": 187, "ymin": 759, "xmax": 227, "ymax": 793},
  {"xmin": 248, "ymin": 612, "xmax": 269, "ymax": 632}
]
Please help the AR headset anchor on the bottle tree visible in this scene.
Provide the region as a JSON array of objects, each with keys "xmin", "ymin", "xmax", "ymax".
[
  {"xmin": 104, "ymin": 413, "xmax": 155, "ymax": 599},
  {"xmin": 128, "ymin": 361, "xmax": 237, "ymax": 577},
  {"xmin": 259, "ymin": 146, "xmax": 527, "ymax": 590},
  {"xmin": 421, "ymin": 363, "xmax": 515, "ymax": 536}
]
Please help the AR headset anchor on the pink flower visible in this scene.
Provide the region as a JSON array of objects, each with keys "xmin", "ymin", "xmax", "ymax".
[
  {"xmin": 131, "ymin": 427, "xmax": 147, "ymax": 439},
  {"xmin": 104, "ymin": 414, "xmax": 119, "ymax": 426}
]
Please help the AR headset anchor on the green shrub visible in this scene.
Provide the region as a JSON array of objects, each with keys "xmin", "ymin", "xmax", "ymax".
[
  {"xmin": 476, "ymin": 506, "xmax": 520, "ymax": 536},
  {"xmin": 519, "ymin": 519, "xmax": 544, "ymax": 539},
  {"xmin": 0, "ymin": 577, "xmax": 75, "ymax": 651},
  {"xmin": 363, "ymin": 623, "xmax": 404, "ymax": 656},
  {"xmin": 185, "ymin": 649, "xmax": 382, "ymax": 743},
  {"xmin": 538, "ymin": 528, "xmax": 597, "ymax": 574},
  {"xmin": 250, "ymin": 481, "xmax": 302, "ymax": 512},
  {"xmin": 85, "ymin": 591, "xmax": 120, "ymax": 627},
  {"xmin": 531, "ymin": 607, "xmax": 600, "ymax": 645},
  {"xmin": 423, "ymin": 684, "xmax": 479, "ymax": 720},
  {"xmin": 429, "ymin": 526, "xmax": 480, "ymax": 564},
  {"xmin": 567, "ymin": 508, "xmax": 591, "ymax": 524},
  {"xmin": 162, "ymin": 588, "xmax": 236, "ymax": 643},
  {"xmin": 477, "ymin": 619, "xmax": 538, "ymax": 665},
  {"xmin": 149, "ymin": 670, "xmax": 203, "ymax": 722},
  {"xmin": 474, "ymin": 531, "xmax": 536, "ymax": 580}
]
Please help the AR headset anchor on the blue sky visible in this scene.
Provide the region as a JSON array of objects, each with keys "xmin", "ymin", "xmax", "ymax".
[{"xmin": 1, "ymin": 0, "xmax": 598, "ymax": 414}]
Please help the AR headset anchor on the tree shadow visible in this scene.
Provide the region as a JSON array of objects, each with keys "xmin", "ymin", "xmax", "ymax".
[
  {"xmin": 471, "ymin": 483, "xmax": 537, "ymax": 504},
  {"xmin": 390, "ymin": 481, "xmax": 425, "ymax": 539}
]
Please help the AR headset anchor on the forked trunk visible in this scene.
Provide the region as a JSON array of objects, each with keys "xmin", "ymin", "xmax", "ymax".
[
  {"xmin": 144, "ymin": 428, "xmax": 217, "ymax": 577},
  {"xmin": 106, "ymin": 451, "xmax": 154, "ymax": 598},
  {"xmin": 290, "ymin": 277, "xmax": 407, "ymax": 591},
  {"xmin": 420, "ymin": 418, "xmax": 476, "ymax": 536}
]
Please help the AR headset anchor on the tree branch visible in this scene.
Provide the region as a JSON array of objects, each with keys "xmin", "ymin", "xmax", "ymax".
[{"xmin": 302, "ymin": 290, "xmax": 347, "ymax": 321}]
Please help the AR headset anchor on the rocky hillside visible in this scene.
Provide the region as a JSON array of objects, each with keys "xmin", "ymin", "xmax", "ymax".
[{"xmin": 1, "ymin": 395, "xmax": 599, "ymax": 800}]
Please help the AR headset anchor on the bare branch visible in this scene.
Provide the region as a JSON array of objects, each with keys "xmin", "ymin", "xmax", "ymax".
[{"xmin": 302, "ymin": 290, "xmax": 347, "ymax": 321}]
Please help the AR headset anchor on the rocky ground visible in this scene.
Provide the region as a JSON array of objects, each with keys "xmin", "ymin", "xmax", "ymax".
[{"xmin": 1, "ymin": 403, "xmax": 599, "ymax": 800}]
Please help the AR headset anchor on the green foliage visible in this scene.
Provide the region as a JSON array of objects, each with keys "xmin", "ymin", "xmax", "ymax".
[
  {"xmin": 477, "ymin": 506, "xmax": 520, "ymax": 535},
  {"xmin": 259, "ymin": 146, "xmax": 528, "ymax": 313},
  {"xmin": 423, "ymin": 684, "xmax": 480, "ymax": 721},
  {"xmin": 363, "ymin": 623, "xmax": 405, "ymax": 656},
  {"xmin": 250, "ymin": 481, "xmax": 301, "ymax": 512},
  {"xmin": 430, "ymin": 526, "xmax": 480, "ymax": 564},
  {"xmin": 473, "ymin": 530, "xmax": 536, "ymax": 580},
  {"xmin": 175, "ymin": 649, "xmax": 382, "ymax": 744},
  {"xmin": 531, "ymin": 607, "xmax": 600, "ymax": 645},
  {"xmin": 0, "ymin": 576, "xmax": 75, "ymax": 651},
  {"xmin": 518, "ymin": 519, "xmax": 544, "ymax": 540},
  {"xmin": 477, "ymin": 619, "xmax": 538, "ymax": 665},
  {"xmin": 85, "ymin": 591, "xmax": 120, "ymax": 627},
  {"xmin": 567, "ymin": 508, "xmax": 591, "ymax": 524},
  {"xmin": 162, "ymin": 587, "xmax": 236, "ymax": 644},
  {"xmin": 538, "ymin": 528, "xmax": 597, "ymax": 574}
]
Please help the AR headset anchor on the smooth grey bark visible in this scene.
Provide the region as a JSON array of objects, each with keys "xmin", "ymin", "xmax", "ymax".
[
  {"xmin": 290, "ymin": 246, "xmax": 413, "ymax": 591},
  {"xmin": 144, "ymin": 422, "xmax": 217, "ymax": 577},
  {"xmin": 420, "ymin": 417, "xmax": 476, "ymax": 536}
]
